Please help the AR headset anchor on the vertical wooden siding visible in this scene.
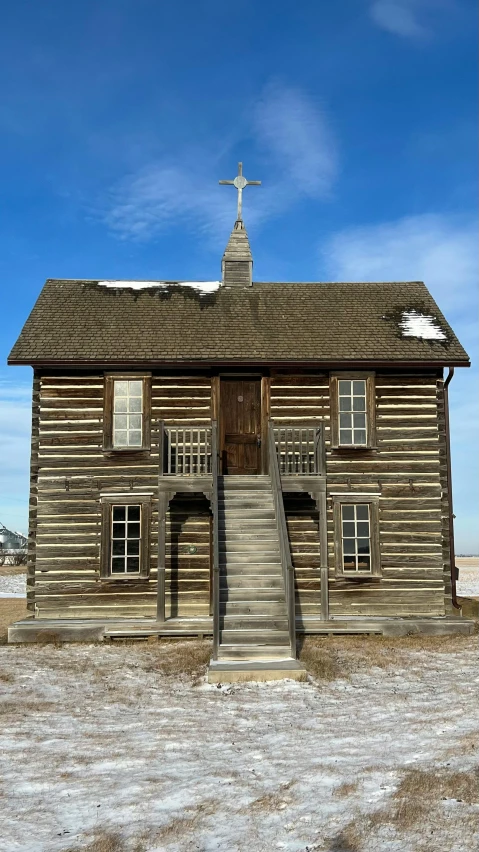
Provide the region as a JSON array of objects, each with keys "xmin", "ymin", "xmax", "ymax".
[
  {"xmin": 32, "ymin": 372, "xmax": 212, "ymax": 618},
  {"xmin": 271, "ymin": 370, "xmax": 446, "ymax": 618}
]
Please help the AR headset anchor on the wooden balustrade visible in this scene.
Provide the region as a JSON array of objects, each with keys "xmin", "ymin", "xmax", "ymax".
[
  {"xmin": 273, "ymin": 423, "xmax": 324, "ymax": 476},
  {"xmin": 163, "ymin": 427, "xmax": 212, "ymax": 475}
]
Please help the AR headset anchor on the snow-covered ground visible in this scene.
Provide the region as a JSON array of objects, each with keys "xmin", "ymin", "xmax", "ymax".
[
  {"xmin": 457, "ymin": 558, "xmax": 479, "ymax": 598},
  {"xmin": 0, "ymin": 641, "xmax": 478, "ymax": 852},
  {"xmin": 0, "ymin": 572, "xmax": 26, "ymax": 597}
]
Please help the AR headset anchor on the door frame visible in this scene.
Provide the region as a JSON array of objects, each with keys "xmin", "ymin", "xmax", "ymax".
[{"xmin": 212, "ymin": 372, "xmax": 270, "ymax": 475}]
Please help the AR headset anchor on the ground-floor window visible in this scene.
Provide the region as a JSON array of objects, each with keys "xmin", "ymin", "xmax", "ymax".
[
  {"xmin": 333, "ymin": 496, "xmax": 380, "ymax": 577},
  {"xmin": 100, "ymin": 496, "xmax": 151, "ymax": 579}
]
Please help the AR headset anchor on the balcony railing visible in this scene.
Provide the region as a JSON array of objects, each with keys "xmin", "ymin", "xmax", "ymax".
[
  {"xmin": 273, "ymin": 423, "xmax": 324, "ymax": 476},
  {"xmin": 159, "ymin": 422, "xmax": 324, "ymax": 477},
  {"xmin": 162, "ymin": 426, "xmax": 212, "ymax": 475}
]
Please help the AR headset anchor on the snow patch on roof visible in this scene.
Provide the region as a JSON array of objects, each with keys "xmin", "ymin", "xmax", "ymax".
[
  {"xmin": 97, "ymin": 280, "xmax": 221, "ymax": 295},
  {"xmin": 399, "ymin": 310, "xmax": 447, "ymax": 341}
]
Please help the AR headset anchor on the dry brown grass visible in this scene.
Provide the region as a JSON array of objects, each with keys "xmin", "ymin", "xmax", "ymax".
[
  {"xmin": 0, "ymin": 562, "xmax": 27, "ymax": 576},
  {"xmin": 249, "ymin": 780, "xmax": 295, "ymax": 811},
  {"xmin": 0, "ymin": 598, "xmax": 28, "ymax": 644},
  {"xmin": 333, "ymin": 780, "xmax": 359, "ymax": 798},
  {"xmin": 65, "ymin": 833, "xmax": 128, "ymax": 852},
  {"xmin": 391, "ymin": 766, "xmax": 479, "ymax": 827},
  {"xmin": 298, "ymin": 633, "xmax": 477, "ymax": 681},
  {"xmin": 147, "ymin": 638, "xmax": 211, "ymax": 681}
]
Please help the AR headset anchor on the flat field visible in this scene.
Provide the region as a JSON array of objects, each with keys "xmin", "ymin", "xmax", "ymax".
[{"xmin": 1, "ymin": 634, "xmax": 478, "ymax": 852}]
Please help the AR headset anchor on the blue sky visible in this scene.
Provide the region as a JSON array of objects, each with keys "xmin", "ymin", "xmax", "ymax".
[{"xmin": 1, "ymin": 0, "xmax": 477, "ymax": 550}]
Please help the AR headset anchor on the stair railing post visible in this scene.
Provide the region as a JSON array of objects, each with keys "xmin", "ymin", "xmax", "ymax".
[
  {"xmin": 319, "ymin": 480, "xmax": 329, "ymax": 621},
  {"xmin": 211, "ymin": 421, "xmax": 220, "ymax": 660},
  {"xmin": 157, "ymin": 421, "xmax": 166, "ymax": 624},
  {"xmin": 268, "ymin": 420, "xmax": 297, "ymax": 659}
]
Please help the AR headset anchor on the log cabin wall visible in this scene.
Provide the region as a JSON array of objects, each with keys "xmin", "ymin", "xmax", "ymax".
[
  {"xmin": 271, "ymin": 369, "xmax": 447, "ymax": 619},
  {"xmin": 32, "ymin": 371, "xmax": 212, "ymax": 619}
]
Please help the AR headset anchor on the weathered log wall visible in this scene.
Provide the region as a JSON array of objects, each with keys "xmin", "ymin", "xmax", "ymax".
[
  {"xmin": 32, "ymin": 373, "xmax": 212, "ymax": 618},
  {"xmin": 270, "ymin": 369, "xmax": 446, "ymax": 617},
  {"xmin": 31, "ymin": 368, "xmax": 448, "ymax": 620}
]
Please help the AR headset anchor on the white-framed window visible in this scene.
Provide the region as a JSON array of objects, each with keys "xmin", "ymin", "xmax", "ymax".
[
  {"xmin": 341, "ymin": 503, "xmax": 371, "ymax": 573},
  {"xmin": 113, "ymin": 380, "xmax": 143, "ymax": 448},
  {"xmin": 110, "ymin": 504, "xmax": 142, "ymax": 574},
  {"xmin": 338, "ymin": 379, "xmax": 367, "ymax": 446},
  {"xmin": 333, "ymin": 496, "xmax": 380, "ymax": 578}
]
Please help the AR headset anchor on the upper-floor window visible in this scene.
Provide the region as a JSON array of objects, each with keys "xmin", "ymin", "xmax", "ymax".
[
  {"xmin": 330, "ymin": 372, "xmax": 376, "ymax": 449},
  {"xmin": 338, "ymin": 380, "xmax": 367, "ymax": 446},
  {"xmin": 113, "ymin": 380, "xmax": 143, "ymax": 447},
  {"xmin": 103, "ymin": 373, "xmax": 151, "ymax": 453}
]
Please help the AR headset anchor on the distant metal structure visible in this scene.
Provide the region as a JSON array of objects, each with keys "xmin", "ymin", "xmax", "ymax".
[{"xmin": 0, "ymin": 522, "xmax": 27, "ymax": 551}]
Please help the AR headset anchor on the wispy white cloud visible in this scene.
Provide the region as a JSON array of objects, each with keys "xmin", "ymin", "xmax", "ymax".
[
  {"xmin": 100, "ymin": 82, "xmax": 338, "ymax": 243},
  {"xmin": 253, "ymin": 81, "xmax": 338, "ymax": 198},
  {"xmin": 369, "ymin": 0, "xmax": 456, "ymax": 39},
  {"xmin": 0, "ymin": 381, "xmax": 31, "ymax": 536},
  {"xmin": 320, "ymin": 213, "xmax": 478, "ymax": 316},
  {"xmin": 370, "ymin": 0, "xmax": 429, "ymax": 38}
]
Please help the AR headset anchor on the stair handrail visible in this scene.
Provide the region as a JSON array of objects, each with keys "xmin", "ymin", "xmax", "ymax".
[
  {"xmin": 268, "ymin": 420, "xmax": 296, "ymax": 659},
  {"xmin": 211, "ymin": 420, "xmax": 220, "ymax": 660}
]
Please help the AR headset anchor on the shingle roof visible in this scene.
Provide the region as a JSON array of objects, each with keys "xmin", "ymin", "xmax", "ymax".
[{"xmin": 8, "ymin": 279, "xmax": 470, "ymax": 366}]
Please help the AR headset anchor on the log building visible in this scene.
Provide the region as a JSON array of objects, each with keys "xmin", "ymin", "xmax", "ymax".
[{"xmin": 7, "ymin": 168, "xmax": 473, "ymax": 678}]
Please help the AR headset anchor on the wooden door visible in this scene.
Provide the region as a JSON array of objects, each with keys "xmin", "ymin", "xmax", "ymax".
[{"xmin": 220, "ymin": 378, "xmax": 262, "ymax": 474}]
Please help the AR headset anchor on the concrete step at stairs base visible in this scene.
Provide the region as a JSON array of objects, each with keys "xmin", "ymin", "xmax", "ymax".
[
  {"xmin": 216, "ymin": 645, "xmax": 294, "ymax": 661},
  {"xmin": 207, "ymin": 658, "xmax": 306, "ymax": 683}
]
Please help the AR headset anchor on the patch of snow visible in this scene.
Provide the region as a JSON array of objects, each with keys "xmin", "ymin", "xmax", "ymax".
[
  {"xmin": 0, "ymin": 573, "xmax": 26, "ymax": 596},
  {"xmin": 97, "ymin": 280, "xmax": 221, "ymax": 295},
  {"xmin": 399, "ymin": 310, "xmax": 447, "ymax": 340},
  {"xmin": 457, "ymin": 563, "xmax": 479, "ymax": 598},
  {"xmin": 0, "ymin": 642, "xmax": 478, "ymax": 851}
]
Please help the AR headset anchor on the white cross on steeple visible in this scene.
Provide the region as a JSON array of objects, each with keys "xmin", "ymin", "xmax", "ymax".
[{"xmin": 219, "ymin": 162, "xmax": 261, "ymax": 221}]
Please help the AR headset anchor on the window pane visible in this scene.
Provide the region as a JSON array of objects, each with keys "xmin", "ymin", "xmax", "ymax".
[
  {"xmin": 128, "ymin": 506, "xmax": 140, "ymax": 522},
  {"xmin": 353, "ymin": 413, "xmax": 366, "ymax": 429},
  {"xmin": 354, "ymin": 429, "xmax": 367, "ymax": 445},
  {"xmin": 343, "ymin": 557, "xmax": 356, "ymax": 572},
  {"xmin": 342, "ymin": 521, "xmax": 355, "ymax": 537},
  {"xmin": 340, "ymin": 429, "xmax": 353, "ymax": 445},
  {"xmin": 112, "ymin": 506, "xmax": 125, "ymax": 521},
  {"xmin": 128, "ymin": 431, "xmax": 142, "ymax": 446},
  {"xmin": 339, "ymin": 380, "xmax": 352, "ymax": 395},
  {"xmin": 114, "ymin": 430, "xmax": 128, "ymax": 447},
  {"xmin": 114, "ymin": 381, "xmax": 128, "ymax": 396},
  {"xmin": 356, "ymin": 505, "xmax": 369, "ymax": 520},
  {"xmin": 128, "ymin": 415, "xmax": 141, "ymax": 430},
  {"xmin": 126, "ymin": 557, "xmax": 140, "ymax": 573},
  {"xmin": 352, "ymin": 396, "xmax": 366, "ymax": 411},
  {"xmin": 357, "ymin": 555, "xmax": 370, "ymax": 572},
  {"xmin": 353, "ymin": 381, "xmax": 366, "ymax": 395},
  {"xmin": 343, "ymin": 538, "xmax": 356, "ymax": 554},
  {"xmin": 339, "ymin": 413, "xmax": 352, "ymax": 428},
  {"xmin": 127, "ymin": 540, "xmax": 140, "ymax": 555},
  {"xmin": 339, "ymin": 396, "xmax": 351, "ymax": 411},
  {"xmin": 128, "ymin": 381, "xmax": 143, "ymax": 396},
  {"xmin": 111, "ymin": 557, "xmax": 125, "ymax": 573},
  {"xmin": 342, "ymin": 506, "xmax": 355, "ymax": 520},
  {"xmin": 127, "ymin": 522, "xmax": 141, "ymax": 539},
  {"xmin": 112, "ymin": 523, "xmax": 125, "ymax": 538},
  {"xmin": 114, "ymin": 414, "xmax": 128, "ymax": 430},
  {"xmin": 114, "ymin": 398, "xmax": 128, "ymax": 413},
  {"xmin": 357, "ymin": 522, "xmax": 369, "ymax": 537},
  {"xmin": 129, "ymin": 396, "xmax": 142, "ymax": 413},
  {"xmin": 112, "ymin": 540, "xmax": 125, "ymax": 556},
  {"xmin": 357, "ymin": 538, "xmax": 370, "ymax": 554}
]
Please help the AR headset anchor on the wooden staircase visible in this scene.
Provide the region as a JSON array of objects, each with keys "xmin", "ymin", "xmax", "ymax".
[{"xmin": 208, "ymin": 475, "xmax": 305, "ymax": 683}]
